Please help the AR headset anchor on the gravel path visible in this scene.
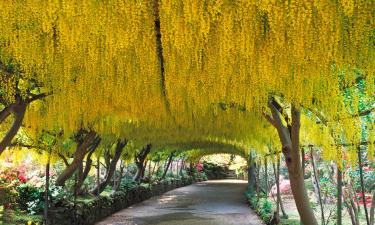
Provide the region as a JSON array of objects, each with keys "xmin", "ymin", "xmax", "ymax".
[{"xmin": 96, "ymin": 180, "xmax": 264, "ymax": 225}]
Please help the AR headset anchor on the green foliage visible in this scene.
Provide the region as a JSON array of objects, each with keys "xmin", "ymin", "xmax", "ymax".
[
  {"xmin": 16, "ymin": 183, "xmax": 44, "ymax": 215},
  {"xmin": 202, "ymin": 162, "xmax": 226, "ymax": 179},
  {"xmin": 119, "ymin": 178, "xmax": 138, "ymax": 190},
  {"xmin": 245, "ymin": 191, "xmax": 274, "ymax": 223}
]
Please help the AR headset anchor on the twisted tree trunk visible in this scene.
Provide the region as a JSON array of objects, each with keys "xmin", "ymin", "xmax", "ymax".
[
  {"xmin": 133, "ymin": 144, "xmax": 152, "ymax": 182},
  {"xmin": 56, "ymin": 131, "xmax": 97, "ymax": 186},
  {"xmin": 91, "ymin": 140, "xmax": 127, "ymax": 194}
]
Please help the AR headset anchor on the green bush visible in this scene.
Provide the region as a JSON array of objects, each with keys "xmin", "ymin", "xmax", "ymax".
[{"xmin": 16, "ymin": 183, "xmax": 44, "ymax": 215}]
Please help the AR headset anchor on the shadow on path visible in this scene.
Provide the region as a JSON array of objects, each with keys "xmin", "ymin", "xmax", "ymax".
[{"xmin": 96, "ymin": 180, "xmax": 264, "ymax": 225}]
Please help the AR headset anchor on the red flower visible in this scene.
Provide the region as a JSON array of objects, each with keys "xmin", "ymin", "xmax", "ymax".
[{"xmin": 18, "ymin": 174, "xmax": 27, "ymax": 183}]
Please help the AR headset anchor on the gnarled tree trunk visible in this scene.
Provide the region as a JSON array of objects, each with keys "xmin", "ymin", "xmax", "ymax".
[
  {"xmin": 133, "ymin": 144, "xmax": 152, "ymax": 182},
  {"xmin": 56, "ymin": 131, "xmax": 97, "ymax": 186},
  {"xmin": 91, "ymin": 140, "xmax": 127, "ymax": 194}
]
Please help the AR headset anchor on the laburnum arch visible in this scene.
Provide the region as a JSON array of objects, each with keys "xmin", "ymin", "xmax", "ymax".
[{"xmin": 0, "ymin": 1, "xmax": 374, "ymax": 225}]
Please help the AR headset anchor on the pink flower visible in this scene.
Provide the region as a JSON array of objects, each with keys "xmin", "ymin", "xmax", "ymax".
[{"xmin": 196, "ymin": 163, "xmax": 203, "ymax": 172}]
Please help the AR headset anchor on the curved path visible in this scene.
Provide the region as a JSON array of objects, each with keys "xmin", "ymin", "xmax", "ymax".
[{"xmin": 97, "ymin": 180, "xmax": 264, "ymax": 225}]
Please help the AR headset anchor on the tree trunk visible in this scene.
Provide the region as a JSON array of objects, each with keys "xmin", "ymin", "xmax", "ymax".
[
  {"xmin": 358, "ymin": 147, "xmax": 370, "ymax": 225},
  {"xmin": 370, "ymin": 190, "xmax": 375, "ymax": 225},
  {"xmin": 133, "ymin": 144, "xmax": 152, "ymax": 182},
  {"xmin": 141, "ymin": 160, "xmax": 148, "ymax": 179},
  {"xmin": 151, "ymin": 160, "xmax": 158, "ymax": 177},
  {"xmin": 56, "ymin": 131, "xmax": 97, "ymax": 186},
  {"xmin": 265, "ymin": 157, "xmax": 268, "ymax": 193},
  {"xmin": 255, "ymin": 162, "xmax": 260, "ymax": 199},
  {"xmin": 0, "ymin": 101, "xmax": 27, "ymax": 156},
  {"xmin": 74, "ymin": 162, "xmax": 84, "ymax": 196},
  {"xmin": 310, "ymin": 147, "xmax": 325, "ymax": 225},
  {"xmin": 349, "ymin": 190, "xmax": 360, "ymax": 225},
  {"xmin": 267, "ymin": 101, "xmax": 318, "ymax": 225},
  {"xmin": 96, "ymin": 156, "xmax": 100, "ymax": 196},
  {"xmin": 301, "ymin": 147, "xmax": 305, "ymax": 178},
  {"xmin": 134, "ymin": 161, "xmax": 144, "ymax": 182},
  {"xmin": 272, "ymin": 161, "xmax": 281, "ymax": 218},
  {"xmin": 91, "ymin": 140, "xmax": 126, "ymax": 194},
  {"xmin": 273, "ymin": 156, "xmax": 288, "ymax": 219},
  {"xmin": 337, "ymin": 167, "xmax": 343, "ymax": 225},
  {"xmin": 247, "ymin": 152, "xmax": 257, "ymax": 194},
  {"xmin": 345, "ymin": 198, "xmax": 357, "ymax": 225},
  {"xmin": 160, "ymin": 152, "xmax": 174, "ymax": 181},
  {"xmin": 44, "ymin": 151, "xmax": 51, "ymax": 225},
  {"xmin": 113, "ymin": 160, "xmax": 125, "ymax": 191},
  {"xmin": 148, "ymin": 160, "xmax": 152, "ymax": 188}
]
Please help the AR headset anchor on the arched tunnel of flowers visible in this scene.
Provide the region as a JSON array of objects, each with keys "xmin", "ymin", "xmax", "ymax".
[{"xmin": 0, "ymin": 1, "xmax": 374, "ymax": 225}]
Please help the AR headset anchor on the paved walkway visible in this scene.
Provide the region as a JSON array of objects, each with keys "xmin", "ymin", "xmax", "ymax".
[{"xmin": 97, "ymin": 180, "xmax": 264, "ymax": 225}]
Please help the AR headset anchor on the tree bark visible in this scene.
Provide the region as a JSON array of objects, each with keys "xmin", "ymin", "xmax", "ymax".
[
  {"xmin": 265, "ymin": 157, "xmax": 268, "ymax": 193},
  {"xmin": 301, "ymin": 147, "xmax": 305, "ymax": 178},
  {"xmin": 44, "ymin": 151, "xmax": 51, "ymax": 225},
  {"xmin": 91, "ymin": 140, "xmax": 127, "ymax": 194},
  {"xmin": 247, "ymin": 152, "xmax": 257, "ymax": 194},
  {"xmin": 159, "ymin": 152, "xmax": 174, "ymax": 181},
  {"xmin": 370, "ymin": 190, "xmax": 375, "ymax": 225},
  {"xmin": 0, "ymin": 101, "xmax": 27, "ymax": 156},
  {"xmin": 56, "ymin": 131, "xmax": 97, "ymax": 186},
  {"xmin": 267, "ymin": 101, "xmax": 318, "ymax": 225},
  {"xmin": 345, "ymin": 198, "xmax": 357, "ymax": 225},
  {"xmin": 133, "ymin": 144, "xmax": 152, "ymax": 182},
  {"xmin": 348, "ymin": 188, "xmax": 360, "ymax": 225},
  {"xmin": 272, "ymin": 160, "xmax": 281, "ymax": 218},
  {"xmin": 113, "ymin": 160, "xmax": 125, "ymax": 191},
  {"xmin": 74, "ymin": 162, "xmax": 84, "ymax": 196},
  {"xmin": 310, "ymin": 147, "xmax": 325, "ymax": 225},
  {"xmin": 337, "ymin": 167, "xmax": 343, "ymax": 225},
  {"xmin": 273, "ymin": 156, "xmax": 288, "ymax": 219},
  {"xmin": 96, "ymin": 156, "xmax": 100, "ymax": 196},
  {"xmin": 358, "ymin": 147, "xmax": 370, "ymax": 225}
]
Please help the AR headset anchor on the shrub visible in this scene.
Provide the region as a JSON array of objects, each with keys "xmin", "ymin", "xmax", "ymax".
[{"xmin": 16, "ymin": 183, "xmax": 44, "ymax": 214}]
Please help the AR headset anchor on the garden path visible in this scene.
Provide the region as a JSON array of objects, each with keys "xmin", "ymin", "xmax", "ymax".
[{"xmin": 96, "ymin": 180, "xmax": 264, "ymax": 225}]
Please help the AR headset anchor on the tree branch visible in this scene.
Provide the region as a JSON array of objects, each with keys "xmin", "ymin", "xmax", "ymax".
[
  {"xmin": 0, "ymin": 106, "xmax": 12, "ymax": 123},
  {"xmin": 26, "ymin": 92, "xmax": 51, "ymax": 103},
  {"xmin": 58, "ymin": 153, "xmax": 70, "ymax": 167}
]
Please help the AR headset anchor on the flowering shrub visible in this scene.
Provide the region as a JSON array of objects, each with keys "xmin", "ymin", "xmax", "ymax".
[
  {"xmin": 196, "ymin": 162, "xmax": 203, "ymax": 172},
  {"xmin": 0, "ymin": 165, "xmax": 27, "ymax": 208}
]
